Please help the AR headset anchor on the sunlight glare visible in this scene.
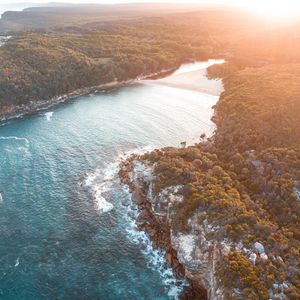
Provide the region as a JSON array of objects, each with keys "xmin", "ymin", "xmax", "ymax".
[{"xmin": 241, "ymin": 0, "xmax": 300, "ymax": 21}]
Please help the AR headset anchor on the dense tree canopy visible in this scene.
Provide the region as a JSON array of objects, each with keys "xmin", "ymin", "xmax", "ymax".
[
  {"xmin": 2, "ymin": 7, "xmax": 299, "ymax": 113},
  {"xmin": 141, "ymin": 63, "xmax": 300, "ymax": 298}
]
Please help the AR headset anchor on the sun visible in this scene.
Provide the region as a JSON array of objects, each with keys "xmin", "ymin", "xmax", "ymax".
[{"xmin": 240, "ymin": 0, "xmax": 300, "ymax": 21}]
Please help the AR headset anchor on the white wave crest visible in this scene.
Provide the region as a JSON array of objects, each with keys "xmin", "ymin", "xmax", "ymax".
[
  {"xmin": 116, "ymin": 145, "xmax": 187, "ymax": 298},
  {"xmin": 95, "ymin": 193, "xmax": 114, "ymax": 213},
  {"xmin": 44, "ymin": 112, "xmax": 54, "ymax": 121},
  {"xmin": 15, "ymin": 257, "xmax": 19, "ymax": 267},
  {"xmin": 114, "ymin": 145, "xmax": 155, "ymax": 163},
  {"xmin": 0, "ymin": 136, "xmax": 29, "ymax": 145},
  {"xmin": 84, "ymin": 162, "xmax": 119, "ymax": 214},
  {"xmin": 0, "ymin": 136, "xmax": 30, "ymax": 155},
  {"xmin": 83, "ymin": 145, "xmax": 185, "ymax": 297},
  {"xmin": 83, "ymin": 145, "xmax": 154, "ymax": 214}
]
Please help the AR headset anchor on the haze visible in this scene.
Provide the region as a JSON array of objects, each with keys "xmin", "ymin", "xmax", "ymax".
[{"xmin": 1, "ymin": 0, "xmax": 300, "ymax": 20}]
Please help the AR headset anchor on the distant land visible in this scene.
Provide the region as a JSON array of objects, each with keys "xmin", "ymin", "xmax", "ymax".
[
  {"xmin": 0, "ymin": 2, "xmax": 55, "ymax": 17},
  {"xmin": 0, "ymin": 3, "xmax": 219, "ymax": 33}
]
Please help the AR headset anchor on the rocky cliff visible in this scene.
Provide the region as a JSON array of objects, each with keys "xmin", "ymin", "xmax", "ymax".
[
  {"xmin": 119, "ymin": 156, "xmax": 226, "ymax": 299},
  {"xmin": 119, "ymin": 150, "xmax": 296, "ymax": 300}
]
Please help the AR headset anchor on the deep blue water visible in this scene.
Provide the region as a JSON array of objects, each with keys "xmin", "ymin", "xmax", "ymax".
[{"xmin": 0, "ymin": 61, "xmax": 222, "ymax": 299}]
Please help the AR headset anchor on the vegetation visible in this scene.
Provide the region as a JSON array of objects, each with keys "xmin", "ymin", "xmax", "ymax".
[
  {"xmin": 1, "ymin": 5, "xmax": 299, "ymax": 111},
  {"xmin": 141, "ymin": 63, "xmax": 300, "ymax": 298},
  {"xmin": 0, "ymin": 6, "xmax": 282, "ymax": 112},
  {"xmin": 0, "ymin": 23, "xmax": 191, "ymax": 108}
]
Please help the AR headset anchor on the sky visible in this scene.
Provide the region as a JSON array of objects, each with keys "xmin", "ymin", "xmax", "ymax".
[
  {"xmin": 0, "ymin": 0, "xmax": 297, "ymax": 5},
  {"xmin": 0, "ymin": 0, "xmax": 229, "ymax": 3},
  {"xmin": 1, "ymin": 0, "xmax": 300, "ymax": 21}
]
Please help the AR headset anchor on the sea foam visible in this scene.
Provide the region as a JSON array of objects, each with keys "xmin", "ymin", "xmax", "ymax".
[
  {"xmin": 15, "ymin": 258, "xmax": 19, "ymax": 267},
  {"xmin": 44, "ymin": 112, "xmax": 54, "ymax": 121},
  {"xmin": 0, "ymin": 136, "xmax": 30, "ymax": 155},
  {"xmin": 84, "ymin": 145, "xmax": 186, "ymax": 298},
  {"xmin": 124, "ymin": 191, "xmax": 187, "ymax": 299},
  {"xmin": 84, "ymin": 161, "xmax": 119, "ymax": 214},
  {"xmin": 0, "ymin": 136, "xmax": 29, "ymax": 145},
  {"xmin": 83, "ymin": 145, "xmax": 154, "ymax": 214}
]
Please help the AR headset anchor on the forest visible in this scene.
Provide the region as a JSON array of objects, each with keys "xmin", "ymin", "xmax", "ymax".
[
  {"xmin": 141, "ymin": 62, "xmax": 300, "ymax": 298},
  {"xmin": 0, "ymin": 6, "xmax": 282, "ymax": 113},
  {"xmin": 1, "ymin": 5, "xmax": 299, "ymax": 114}
]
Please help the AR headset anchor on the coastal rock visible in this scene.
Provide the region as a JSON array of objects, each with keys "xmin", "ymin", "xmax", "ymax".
[
  {"xmin": 137, "ymin": 208, "xmax": 152, "ymax": 222},
  {"xmin": 294, "ymin": 188, "xmax": 300, "ymax": 202},
  {"xmin": 260, "ymin": 253, "xmax": 268, "ymax": 260},
  {"xmin": 254, "ymin": 242, "xmax": 265, "ymax": 254},
  {"xmin": 249, "ymin": 253, "xmax": 257, "ymax": 265},
  {"xmin": 119, "ymin": 158, "xmax": 209, "ymax": 299},
  {"xmin": 119, "ymin": 158, "xmax": 264, "ymax": 299},
  {"xmin": 172, "ymin": 234, "xmax": 196, "ymax": 263}
]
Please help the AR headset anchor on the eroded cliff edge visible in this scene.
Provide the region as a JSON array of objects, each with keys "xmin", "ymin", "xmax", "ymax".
[
  {"xmin": 119, "ymin": 156, "xmax": 210, "ymax": 300},
  {"xmin": 118, "ymin": 63, "xmax": 300, "ymax": 299}
]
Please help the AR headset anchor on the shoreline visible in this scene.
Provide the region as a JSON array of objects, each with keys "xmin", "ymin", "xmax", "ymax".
[
  {"xmin": 115, "ymin": 60, "xmax": 225, "ymax": 299},
  {"xmin": 114, "ymin": 60, "xmax": 224, "ymax": 299},
  {"xmin": 118, "ymin": 154, "xmax": 208, "ymax": 299},
  {"xmin": 0, "ymin": 65, "xmax": 178, "ymax": 123}
]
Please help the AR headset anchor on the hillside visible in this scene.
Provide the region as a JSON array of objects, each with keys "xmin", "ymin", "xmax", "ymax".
[
  {"xmin": 124, "ymin": 63, "xmax": 300, "ymax": 299},
  {"xmin": 0, "ymin": 6, "xmax": 299, "ymax": 117},
  {"xmin": 0, "ymin": 4, "xmax": 214, "ymax": 33},
  {"xmin": 0, "ymin": 8, "xmax": 257, "ymax": 118},
  {"xmin": 2, "ymin": 6, "xmax": 299, "ymax": 120}
]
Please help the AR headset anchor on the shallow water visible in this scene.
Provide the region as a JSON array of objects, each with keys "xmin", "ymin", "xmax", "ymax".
[{"xmin": 0, "ymin": 60, "xmax": 223, "ymax": 299}]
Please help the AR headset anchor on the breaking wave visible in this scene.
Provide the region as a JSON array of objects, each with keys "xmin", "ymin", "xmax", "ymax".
[
  {"xmin": 0, "ymin": 136, "xmax": 30, "ymax": 155},
  {"xmin": 84, "ymin": 163, "xmax": 117, "ymax": 213},
  {"xmin": 83, "ymin": 146, "xmax": 154, "ymax": 214},
  {"xmin": 44, "ymin": 112, "xmax": 54, "ymax": 121},
  {"xmin": 124, "ymin": 186, "xmax": 187, "ymax": 299},
  {"xmin": 0, "ymin": 136, "xmax": 29, "ymax": 145},
  {"xmin": 82, "ymin": 145, "xmax": 186, "ymax": 298},
  {"xmin": 118, "ymin": 145, "xmax": 187, "ymax": 299}
]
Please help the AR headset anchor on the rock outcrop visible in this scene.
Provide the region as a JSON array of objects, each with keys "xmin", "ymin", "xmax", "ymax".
[
  {"xmin": 119, "ymin": 156, "xmax": 219, "ymax": 299},
  {"xmin": 119, "ymin": 151, "xmax": 297, "ymax": 300}
]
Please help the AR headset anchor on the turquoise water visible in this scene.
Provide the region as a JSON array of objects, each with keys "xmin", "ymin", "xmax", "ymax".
[{"xmin": 0, "ymin": 61, "xmax": 222, "ymax": 299}]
